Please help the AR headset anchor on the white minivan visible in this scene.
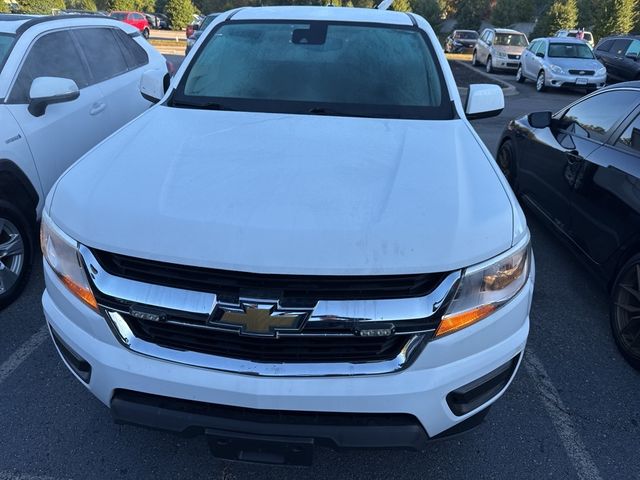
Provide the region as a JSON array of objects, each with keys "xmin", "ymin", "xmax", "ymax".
[
  {"xmin": 42, "ymin": 7, "xmax": 534, "ymax": 465},
  {"xmin": 0, "ymin": 14, "xmax": 167, "ymax": 307}
]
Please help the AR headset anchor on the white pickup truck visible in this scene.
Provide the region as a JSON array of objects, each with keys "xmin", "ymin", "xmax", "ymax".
[{"xmin": 41, "ymin": 6, "xmax": 533, "ymax": 465}]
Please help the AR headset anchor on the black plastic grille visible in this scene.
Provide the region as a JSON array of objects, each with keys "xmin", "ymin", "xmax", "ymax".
[
  {"xmin": 123, "ymin": 314, "xmax": 414, "ymax": 363},
  {"xmin": 568, "ymin": 69, "xmax": 595, "ymax": 75},
  {"xmin": 91, "ymin": 249, "xmax": 447, "ymax": 302}
]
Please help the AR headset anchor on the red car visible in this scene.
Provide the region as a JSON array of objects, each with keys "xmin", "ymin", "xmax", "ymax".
[{"xmin": 110, "ymin": 11, "xmax": 150, "ymax": 39}]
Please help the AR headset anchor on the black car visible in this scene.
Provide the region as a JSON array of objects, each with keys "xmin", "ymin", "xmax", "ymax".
[
  {"xmin": 497, "ymin": 82, "xmax": 640, "ymax": 370},
  {"xmin": 444, "ymin": 30, "xmax": 478, "ymax": 53},
  {"xmin": 594, "ymin": 36, "xmax": 640, "ymax": 82}
]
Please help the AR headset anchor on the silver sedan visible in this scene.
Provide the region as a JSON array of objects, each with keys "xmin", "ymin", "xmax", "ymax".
[{"xmin": 516, "ymin": 37, "xmax": 606, "ymax": 92}]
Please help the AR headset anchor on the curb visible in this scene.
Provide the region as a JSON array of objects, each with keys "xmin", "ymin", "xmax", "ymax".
[{"xmin": 453, "ymin": 60, "xmax": 519, "ymax": 97}]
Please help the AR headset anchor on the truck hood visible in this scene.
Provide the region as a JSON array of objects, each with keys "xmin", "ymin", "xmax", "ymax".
[{"xmin": 50, "ymin": 106, "xmax": 514, "ymax": 275}]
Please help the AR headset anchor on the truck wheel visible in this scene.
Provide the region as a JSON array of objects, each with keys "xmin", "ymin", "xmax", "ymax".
[
  {"xmin": 471, "ymin": 50, "xmax": 478, "ymax": 66},
  {"xmin": 611, "ymin": 255, "xmax": 640, "ymax": 371},
  {"xmin": 0, "ymin": 201, "xmax": 33, "ymax": 310},
  {"xmin": 516, "ymin": 65, "xmax": 525, "ymax": 83}
]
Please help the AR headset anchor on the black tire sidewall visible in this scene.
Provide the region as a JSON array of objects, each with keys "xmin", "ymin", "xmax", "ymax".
[
  {"xmin": 0, "ymin": 201, "xmax": 34, "ymax": 310},
  {"xmin": 537, "ymin": 71, "xmax": 545, "ymax": 92},
  {"xmin": 486, "ymin": 56, "xmax": 492, "ymax": 73},
  {"xmin": 498, "ymin": 140, "xmax": 519, "ymax": 193},
  {"xmin": 610, "ymin": 255, "xmax": 640, "ymax": 370}
]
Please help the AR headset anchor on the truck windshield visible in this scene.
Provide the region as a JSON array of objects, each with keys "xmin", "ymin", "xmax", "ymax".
[
  {"xmin": 172, "ymin": 21, "xmax": 453, "ymax": 120},
  {"xmin": 0, "ymin": 33, "xmax": 15, "ymax": 71}
]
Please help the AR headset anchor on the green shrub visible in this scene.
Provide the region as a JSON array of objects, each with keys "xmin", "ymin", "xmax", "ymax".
[{"xmin": 164, "ymin": 0, "xmax": 194, "ymax": 29}]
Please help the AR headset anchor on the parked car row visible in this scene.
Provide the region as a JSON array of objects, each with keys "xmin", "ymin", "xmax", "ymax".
[{"xmin": 465, "ymin": 25, "xmax": 640, "ymax": 92}]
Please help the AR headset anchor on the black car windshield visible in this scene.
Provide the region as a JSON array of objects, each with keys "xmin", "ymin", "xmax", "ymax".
[
  {"xmin": 110, "ymin": 12, "xmax": 127, "ymax": 20},
  {"xmin": 455, "ymin": 31, "xmax": 478, "ymax": 39},
  {"xmin": 0, "ymin": 33, "xmax": 15, "ymax": 70},
  {"xmin": 549, "ymin": 42, "xmax": 594, "ymax": 58},
  {"xmin": 494, "ymin": 33, "xmax": 528, "ymax": 46},
  {"xmin": 173, "ymin": 21, "xmax": 452, "ymax": 120}
]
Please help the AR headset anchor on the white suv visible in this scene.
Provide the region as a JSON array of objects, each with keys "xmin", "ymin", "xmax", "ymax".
[
  {"xmin": 42, "ymin": 7, "xmax": 533, "ymax": 465},
  {"xmin": 0, "ymin": 14, "xmax": 167, "ymax": 307}
]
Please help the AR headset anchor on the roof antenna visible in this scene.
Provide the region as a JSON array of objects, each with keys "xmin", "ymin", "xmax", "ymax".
[{"xmin": 377, "ymin": 0, "xmax": 394, "ymax": 9}]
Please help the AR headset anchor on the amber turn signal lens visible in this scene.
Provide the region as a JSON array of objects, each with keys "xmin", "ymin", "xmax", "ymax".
[
  {"xmin": 61, "ymin": 275, "xmax": 98, "ymax": 310},
  {"xmin": 436, "ymin": 304, "xmax": 496, "ymax": 337}
]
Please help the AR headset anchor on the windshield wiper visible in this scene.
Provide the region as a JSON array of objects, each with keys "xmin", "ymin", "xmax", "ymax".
[{"xmin": 170, "ymin": 98, "xmax": 235, "ymax": 111}]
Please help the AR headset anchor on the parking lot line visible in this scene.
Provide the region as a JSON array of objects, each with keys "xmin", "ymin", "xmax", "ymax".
[
  {"xmin": 0, "ymin": 325, "xmax": 48, "ymax": 386},
  {"xmin": 524, "ymin": 350, "xmax": 603, "ymax": 480}
]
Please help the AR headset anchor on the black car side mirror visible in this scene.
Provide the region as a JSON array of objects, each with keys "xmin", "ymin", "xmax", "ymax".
[
  {"xmin": 626, "ymin": 52, "xmax": 639, "ymax": 60},
  {"xmin": 528, "ymin": 111, "xmax": 552, "ymax": 129},
  {"xmin": 536, "ymin": 52, "xmax": 545, "ymax": 58}
]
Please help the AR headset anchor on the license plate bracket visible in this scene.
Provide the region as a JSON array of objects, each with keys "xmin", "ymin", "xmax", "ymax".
[
  {"xmin": 576, "ymin": 77, "xmax": 588, "ymax": 85},
  {"xmin": 206, "ymin": 429, "xmax": 314, "ymax": 466}
]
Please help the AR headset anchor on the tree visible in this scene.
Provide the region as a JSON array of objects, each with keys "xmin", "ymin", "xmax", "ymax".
[
  {"xmin": 531, "ymin": 0, "xmax": 577, "ymax": 37},
  {"xmin": 492, "ymin": 0, "xmax": 534, "ymax": 26},
  {"xmin": 65, "ymin": 0, "xmax": 97, "ymax": 9},
  {"xmin": 411, "ymin": 0, "xmax": 440, "ymax": 24},
  {"xmin": 0, "ymin": 0, "xmax": 8, "ymax": 11},
  {"xmin": 107, "ymin": 0, "xmax": 135, "ymax": 10},
  {"xmin": 455, "ymin": 0, "xmax": 491, "ymax": 30},
  {"xmin": 19, "ymin": 0, "xmax": 65, "ymax": 13},
  {"xmin": 593, "ymin": 0, "xmax": 637, "ymax": 39},
  {"xmin": 164, "ymin": 0, "xmax": 194, "ymax": 29},
  {"xmin": 391, "ymin": 0, "xmax": 412, "ymax": 12}
]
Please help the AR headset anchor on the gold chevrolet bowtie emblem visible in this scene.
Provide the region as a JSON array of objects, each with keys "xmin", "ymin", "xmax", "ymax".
[{"xmin": 213, "ymin": 302, "xmax": 308, "ymax": 336}]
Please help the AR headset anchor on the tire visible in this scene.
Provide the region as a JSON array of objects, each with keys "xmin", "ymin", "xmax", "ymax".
[
  {"xmin": 0, "ymin": 201, "xmax": 34, "ymax": 310},
  {"xmin": 536, "ymin": 70, "xmax": 546, "ymax": 92},
  {"xmin": 516, "ymin": 65, "xmax": 526, "ymax": 83},
  {"xmin": 471, "ymin": 50, "xmax": 479, "ymax": 66},
  {"xmin": 610, "ymin": 255, "xmax": 640, "ymax": 370},
  {"xmin": 497, "ymin": 139, "xmax": 519, "ymax": 194},
  {"xmin": 142, "ymin": 28, "xmax": 150, "ymax": 40},
  {"xmin": 485, "ymin": 56, "xmax": 493, "ymax": 74}
]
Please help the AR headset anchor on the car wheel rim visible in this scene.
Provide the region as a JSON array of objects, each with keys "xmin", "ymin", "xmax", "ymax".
[
  {"xmin": 614, "ymin": 264, "xmax": 640, "ymax": 358},
  {"xmin": 0, "ymin": 217, "xmax": 24, "ymax": 295},
  {"xmin": 537, "ymin": 73, "xmax": 544, "ymax": 90},
  {"xmin": 516, "ymin": 68, "xmax": 522, "ymax": 81},
  {"xmin": 486, "ymin": 60, "xmax": 491, "ymax": 72}
]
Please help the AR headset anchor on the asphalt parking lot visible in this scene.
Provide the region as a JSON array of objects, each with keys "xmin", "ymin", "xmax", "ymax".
[{"xmin": 1, "ymin": 58, "xmax": 639, "ymax": 480}]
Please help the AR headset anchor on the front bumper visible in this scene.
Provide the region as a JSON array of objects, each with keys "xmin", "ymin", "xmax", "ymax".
[
  {"xmin": 43, "ymin": 260, "xmax": 532, "ymax": 445},
  {"xmin": 545, "ymin": 71, "xmax": 606, "ymax": 89},
  {"xmin": 492, "ymin": 56, "xmax": 521, "ymax": 70}
]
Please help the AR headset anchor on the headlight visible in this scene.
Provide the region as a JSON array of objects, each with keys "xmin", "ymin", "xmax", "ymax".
[
  {"xmin": 550, "ymin": 64, "xmax": 564, "ymax": 74},
  {"xmin": 436, "ymin": 234, "xmax": 531, "ymax": 337},
  {"xmin": 40, "ymin": 213, "xmax": 97, "ymax": 310},
  {"xmin": 453, "ymin": 40, "xmax": 462, "ymax": 46},
  {"xmin": 597, "ymin": 66, "xmax": 606, "ymax": 75},
  {"xmin": 496, "ymin": 51, "xmax": 507, "ymax": 58}
]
